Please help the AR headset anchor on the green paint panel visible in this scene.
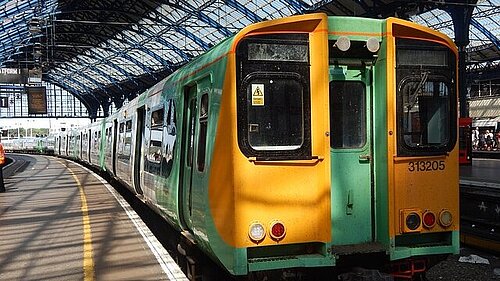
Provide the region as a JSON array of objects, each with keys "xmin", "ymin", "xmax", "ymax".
[
  {"xmin": 328, "ymin": 17, "xmax": 384, "ymax": 41},
  {"xmin": 390, "ymin": 231, "xmax": 460, "ymax": 260},
  {"xmin": 330, "ymin": 66, "xmax": 373, "ymax": 245}
]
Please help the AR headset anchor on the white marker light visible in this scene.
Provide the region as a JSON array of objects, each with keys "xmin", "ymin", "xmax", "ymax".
[
  {"xmin": 366, "ymin": 37, "xmax": 380, "ymax": 53},
  {"xmin": 249, "ymin": 222, "xmax": 266, "ymax": 243},
  {"xmin": 335, "ymin": 36, "xmax": 351, "ymax": 52}
]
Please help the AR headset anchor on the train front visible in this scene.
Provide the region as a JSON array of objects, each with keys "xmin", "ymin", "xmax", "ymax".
[{"xmin": 207, "ymin": 13, "xmax": 333, "ymax": 276}]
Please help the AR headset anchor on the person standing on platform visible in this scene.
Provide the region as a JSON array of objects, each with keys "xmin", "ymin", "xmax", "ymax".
[
  {"xmin": 472, "ymin": 127, "xmax": 479, "ymax": 150},
  {"xmin": 0, "ymin": 142, "xmax": 5, "ymax": 192}
]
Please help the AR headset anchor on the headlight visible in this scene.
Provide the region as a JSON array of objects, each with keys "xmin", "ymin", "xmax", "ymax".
[
  {"xmin": 249, "ymin": 222, "xmax": 265, "ymax": 243},
  {"xmin": 406, "ymin": 212, "xmax": 421, "ymax": 231}
]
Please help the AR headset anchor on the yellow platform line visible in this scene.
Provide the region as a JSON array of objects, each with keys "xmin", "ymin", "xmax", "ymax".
[{"xmin": 59, "ymin": 160, "xmax": 95, "ymax": 281}]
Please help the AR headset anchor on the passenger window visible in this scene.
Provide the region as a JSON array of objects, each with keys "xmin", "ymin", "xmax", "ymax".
[
  {"xmin": 163, "ymin": 100, "xmax": 177, "ymax": 177},
  {"xmin": 118, "ymin": 122, "xmax": 125, "ymax": 155},
  {"xmin": 93, "ymin": 131, "xmax": 98, "ymax": 150},
  {"xmin": 197, "ymin": 94, "xmax": 209, "ymax": 172},
  {"xmin": 124, "ymin": 120, "xmax": 132, "ymax": 157},
  {"xmin": 187, "ymin": 99, "xmax": 196, "ymax": 167},
  {"xmin": 329, "ymin": 81, "xmax": 366, "ymax": 149},
  {"xmin": 146, "ymin": 108, "xmax": 164, "ymax": 175},
  {"xmin": 106, "ymin": 127, "xmax": 112, "ymax": 156}
]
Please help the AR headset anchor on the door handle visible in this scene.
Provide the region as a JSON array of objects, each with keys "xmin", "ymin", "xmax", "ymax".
[{"xmin": 358, "ymin": 154, "xmax": 370, "ymax": 162}]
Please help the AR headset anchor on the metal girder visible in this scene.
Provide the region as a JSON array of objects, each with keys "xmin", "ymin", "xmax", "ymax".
[
  {"xmin": 141, "ymin": 1, "xmax": 210, "ymax": 51},
  {"xmin": 111, "ymin": 21, "xmax": 191, "ymax": 63},
  {"xmin": 54, "ymin": 74, "xmax": 109, "ymax": 118},
  {"xmin": 45, "ymin": 75, "xmax": 97, "ymax": 110},
  {"xmin": 49, "ymin": 49, "xmax": 122, "ymax": 90},
  {"xmin": 172, "ymin": 26, "xmax": 210, "ymax": 51},
  {"xmin": 0, "ymin": 19, "xmax": 29, "ymax": 46},
  {"xmin": 50, "ymin": 31, "xmax": 169, "ymax": 75},
  {"xmin": 282, "ymin": 0, "xmax": 311, "ymax": 13},
  {"xmin": 76, "ymin": 64, "xmax": 125, "ymax": 91},
  {"xmin": 58, "ymin": 73, "xmax": 95, "ymax": 94},
  {"xmin": 150, "ymin": 34, "xmax": 191, "ymax": 61},
  {"xmin": 0, "ymin": 0, "xmax": 35, "ymax": 19},
  {"xmin": 86, "ymin": 48, "xmax": 139, "ymax": 86},
  {"xmin": 194, "ymin": 9, "xmax": 233, "ymax": 37},
  {"xmin": 128, "ymin": 42, "xmax": 172, "ymax": 70},
  {"xmin": 119, "ymin": 51, "xmax": 156, "ymax": 76},
  {"xmin": 73, "ymin": 70, "xmax": 114, "ymax": 100},
  {"xmin": 58, "ymin": 66, "xmax": 110, "ymax": 95},
  {"xmin": 470, "ymin": 18, "xmax": 500, "ymax": 50},
  {"xmin": 168, "ymin": 1, "xmax": 233, "ymax": 37},
  {"xmin": 51, "ymin": 10, "xmax": 173, "ymax": 67},
  {"xmin": 224, "ymin": 0, "xmax": 264, "ymax": 22},
  {"xmin": 110, "ymin": 30, "xmax": 177, "ymax": 68}
]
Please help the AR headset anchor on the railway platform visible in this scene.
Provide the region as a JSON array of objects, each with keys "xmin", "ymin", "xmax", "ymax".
[
  {"xmin": 0, "ymin": 154, "xmax": 187, "ymax": 281},
  {"xmin": 460, "ymin": 157, "xmax": 500, "ymax": 186}
]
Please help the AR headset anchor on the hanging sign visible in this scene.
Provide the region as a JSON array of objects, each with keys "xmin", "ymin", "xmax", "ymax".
[{"xmin": 27, "ymin": 86, "xmax": 47, "ymax": 114}]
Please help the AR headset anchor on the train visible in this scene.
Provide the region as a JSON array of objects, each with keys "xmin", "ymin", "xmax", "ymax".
[
  {"xmin": 12, "ymin": 13, "xmax": 461, "ymax": 280},
  {"xmin": 1, "ymin": 136, "xmax": 55, "ymax": 154}
]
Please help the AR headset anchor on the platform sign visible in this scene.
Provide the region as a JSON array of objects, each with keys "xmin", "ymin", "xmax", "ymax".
[
  {"xmin": 27, "ymin": 86, "xmax": 47, "ymax": 114},
  {"xmin": 0, "ymin": 96, "xmax": 7, "ymax": 108},
  {"xmin": 0, "ymin": 68, "xmax": 28, "ymax": 84}
]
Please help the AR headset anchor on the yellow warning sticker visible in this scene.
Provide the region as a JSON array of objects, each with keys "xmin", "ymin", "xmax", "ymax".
[{"xmin": 252, "ymin": 84, "xmax": 264, "ymax": 106}]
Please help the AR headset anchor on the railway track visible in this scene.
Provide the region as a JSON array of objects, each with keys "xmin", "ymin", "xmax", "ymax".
[
  {"xmin": 460, "ymin": 181, "xmax": 500, "ymax": 252},
  {"xmin": 1, "ymin": 153, "xmax": 34, "ymax": 178}
]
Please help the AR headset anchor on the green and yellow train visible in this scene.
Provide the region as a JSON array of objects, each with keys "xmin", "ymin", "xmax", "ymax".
[{"xmin": 55, "ymin": 13, "xmax": 459, "ymax": 280}]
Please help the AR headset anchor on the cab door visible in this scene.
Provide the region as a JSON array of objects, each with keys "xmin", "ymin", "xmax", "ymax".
[{"xmin": 329, "ymin": 66, "xmax": 374, "ymax": 245}]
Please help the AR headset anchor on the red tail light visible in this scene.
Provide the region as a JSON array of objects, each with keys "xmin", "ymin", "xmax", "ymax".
[
  {"xmin": 270, "ymin": 221, "xmax": 286, "ymax": 241},
  {"xmin": 422, "ymin": 211, "xmax": 436, "ymax": 228}
]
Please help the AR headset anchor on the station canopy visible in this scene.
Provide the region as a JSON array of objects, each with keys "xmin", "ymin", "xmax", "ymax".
[{"xmin": 1, "ymin": 0, "xmax": 499, "ymax": 115}]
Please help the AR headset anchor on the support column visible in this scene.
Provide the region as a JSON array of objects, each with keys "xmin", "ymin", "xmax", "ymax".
[
  {"xmin": 113, "ymin": 97, "xmax": 124, "ymax": 110},
  {"xmin": 101, "ymin": 100, "xmax": 111, "ymax": 118},
  {"xmin": 446, "ymin": 1, "xmax": 477, "ymax": 118},
  {"xmin": 89, "ymin": 107, "xmax": 98, "ymax": 122}
]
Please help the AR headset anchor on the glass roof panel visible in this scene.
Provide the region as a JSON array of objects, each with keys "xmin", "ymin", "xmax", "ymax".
[
  {"xmin": 2, "ymin": 0, "xmax": 496, "ymax": 109},
  {"xmin": 111, "ymin": 57, "xmax": 143, "ymax": 76},
  {"xmin": 411, "ymin": 0, "xmax": 500, "ymax": 49}
]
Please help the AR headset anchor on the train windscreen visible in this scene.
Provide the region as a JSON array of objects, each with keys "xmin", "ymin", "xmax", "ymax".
[
  {"xmin": 236, "ymin": 34, "xmax": 312, "ymax": 160},
  {"xmin": 395, "ymin": 38, "xmax": 457, "ymax": 156}
]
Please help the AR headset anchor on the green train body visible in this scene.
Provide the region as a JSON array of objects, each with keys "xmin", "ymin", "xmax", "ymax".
[{"xmin": 54, "ymin": 14, "xmax": 459, "ymax": 279}]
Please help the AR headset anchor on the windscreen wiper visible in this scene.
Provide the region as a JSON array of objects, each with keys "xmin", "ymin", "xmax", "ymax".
[{"xmin": 407, "ymin": 71, "xmax": 429, "ymax": 111}]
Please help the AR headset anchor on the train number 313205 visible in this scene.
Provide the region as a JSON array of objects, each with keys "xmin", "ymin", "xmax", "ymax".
[{"xmin": 408, "ymin": 160, "xmax": 445, "ymax": 172}]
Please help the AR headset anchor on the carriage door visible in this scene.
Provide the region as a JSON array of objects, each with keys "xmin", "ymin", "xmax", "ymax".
[
  {"xmin": 179, "ymin": 85, "xmax": 198, "ymax": 229},
  {"xmin": 330, "ymin": 66, "xmax": 374, "ymax": 245},
  {"xmin": 133, "ymin": 106, "xmax": 146, "ymax": 195},
  {"xmin": 112, "ymin": 119, "xmax": 118, "ymax": 175}
]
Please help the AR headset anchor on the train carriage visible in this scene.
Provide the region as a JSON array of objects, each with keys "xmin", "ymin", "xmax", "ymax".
[{"xmin": 50, "ymin": 13, "xmax": 458, "ymax": 280}]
